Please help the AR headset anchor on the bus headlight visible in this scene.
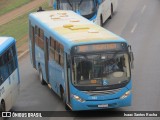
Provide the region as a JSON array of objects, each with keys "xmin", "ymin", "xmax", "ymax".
[
  {"xmin": 72, "ymin": 95, "xmax": 85, "ymax": 103},
  {"xmin": 120, "ymin": 90, "xmax": 131, "ymax": 99}
]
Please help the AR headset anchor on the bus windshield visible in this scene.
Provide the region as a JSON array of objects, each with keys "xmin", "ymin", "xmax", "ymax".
[
  {"xmin": 58, "ymin": 0, "xmax": 96, "ymax": 19},
  {"xmin": 78, "ymin": 0, "xmax": 96, "ymax": 19},
  {"xmin": 72, "ymin": 52, "xmax": 130, "ymax": 90},
  {"xmin": 59, "ymin": 0, "xmax": 72, "ymax": 10}
]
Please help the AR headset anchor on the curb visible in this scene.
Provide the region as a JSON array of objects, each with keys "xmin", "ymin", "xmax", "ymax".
[{"xmin": 18, "ymin": 49, "xmax": 29, "ymax": 59}]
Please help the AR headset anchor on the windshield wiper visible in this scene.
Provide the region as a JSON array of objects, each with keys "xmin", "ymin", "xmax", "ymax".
[
  {"xmin": 67, "ymin": 0, "xmax": 73, "ymax": 7},
  {"xmin": 119, "ymin": 80, "xmax": 129, "ymax": 84},
  {"xmin": 78, "ymin": 0, "xmax": 83, "ymax": 6}
]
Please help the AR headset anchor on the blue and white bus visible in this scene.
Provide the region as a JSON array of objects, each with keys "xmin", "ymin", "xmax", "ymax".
[
  {"xmin": 0, "ymin": 37, "xmax": 20, "ymax": 112},
  {"xmin": 29, "ymin": 10, "xmax": 134, "ymax": 111},
  {"xmin": 53, "ymin": 0, "xmax": 118, "ymax": 26}
]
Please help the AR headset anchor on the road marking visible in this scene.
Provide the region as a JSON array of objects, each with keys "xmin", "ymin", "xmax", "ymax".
[
  {"xmin": 18, "ymin": 49, "xmax": 29, "ymax": 59},
  {"xmin": 141, "ymin": 5, "xmax": 146, "ymax": 14},
  {"xmin": 131, "ymin": 23, "xmax": 138, "ymax": 33}
]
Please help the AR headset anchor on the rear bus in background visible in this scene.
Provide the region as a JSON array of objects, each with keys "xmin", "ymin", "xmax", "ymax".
[
  {"xmin": 29, "ymin": 10, "xmax": 134, "ymax": 111},
  {"xmin": 0, "ymin": 37, "xmax": 20, "ymax": 112},
  {"xmin": 53, "ymin": 0, "xmax": 118, "ymax": 26}
]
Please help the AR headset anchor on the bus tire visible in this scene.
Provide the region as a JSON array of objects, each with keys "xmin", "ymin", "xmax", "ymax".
[
  {"xmin": 60, "ymin": 86, "xmax": 65, "ymax": 102},
  {"xmin": 38, "ymin": 67, "xmax": 46, "ymax": 85},
  {"xmin": 109, "ymin": 4, "xmax": 113, "ymax": 19},
  {"xmin": 0, "ymin": 100, "xmax": 6, "ymax": 112},
  {"xmin": 100, "ymin": 15, "xmax": 103, "ymax": 27},
  {"xmin": 65, "ymin": 104, "xmax": 70, "ymax": 111}
]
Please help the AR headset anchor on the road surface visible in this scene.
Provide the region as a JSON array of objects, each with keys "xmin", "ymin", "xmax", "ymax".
[{"xmin": 8, "ymin": 0, "xmax": 160, "ymax": 119}]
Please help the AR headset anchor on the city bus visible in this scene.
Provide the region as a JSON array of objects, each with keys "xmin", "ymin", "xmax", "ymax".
[
  {"xmin": 0, "ymin": 37, "xmax": 20, "ymax": 112},
  {"xmin": 29, "ymin": 10, "xmax": 134, "ymax": 110},
  {"xmin": 53, "ymin": 0, "xmax": 118, "ymax": 26}
]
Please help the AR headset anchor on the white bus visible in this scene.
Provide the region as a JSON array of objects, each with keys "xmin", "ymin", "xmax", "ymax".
[
  {"xmin": 53, "ymin": 0, "xmax": 118, "ymax": 26},
  {"xmin": 0, "ymin": 37, "xmax": 20, "ymax": 112}
]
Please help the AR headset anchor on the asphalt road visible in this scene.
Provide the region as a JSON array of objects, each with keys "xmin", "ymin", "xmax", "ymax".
[{"xmin": 8, "ymin": 0, "xmax": 160, "ymax": 119}]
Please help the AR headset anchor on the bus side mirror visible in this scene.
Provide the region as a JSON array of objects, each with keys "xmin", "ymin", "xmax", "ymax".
[
  {"xmin": 97, "ymin": 0, "xmax": 101, "ymax": 5},
  {"xmin": 128, "ymin": 45, "xmax": 134, "ymax": 69},
  {"xmin": 129, "ymin": 52, "xmax": 134, "ymax": 69}
]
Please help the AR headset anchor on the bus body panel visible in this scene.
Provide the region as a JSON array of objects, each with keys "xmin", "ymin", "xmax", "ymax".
[
  {"xmin": 0, "ymin": 69, "xmax": 19, "ymax": 111},
  {"xmin": 10, "ymin": 69, "xmax": 20, "ymax": 109},
  {"xmin": 0, "ymin": 77, "xmax": 12, "ymax": 111},
  {"xmin": 70, "ymin": 81, "xmax": 132, "ymax": 110},
  {"xmin": 35, "ymin": 44, "xmax": 47, "ymax": 81},
  {"xmin": 48, "ymin": 59, "xmax": 65, "ymax": 96},
  {"xmin": 70, "ymin": 81, "xmax": 132, "ymax": 101},
  {"xmin": 100, "ymin": 0, "xmax": 111, "ymax": 23},
  {"xmin": 71, "ymin": 94, "xmax": 131, "ymax": 110}
]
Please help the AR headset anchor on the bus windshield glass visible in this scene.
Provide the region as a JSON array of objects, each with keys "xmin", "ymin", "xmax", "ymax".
[
  {"xmin": 72, "ymin": 52, "xmax": 130, "ymax": 90},
  {"xmin": 59, "ymin": 0, "xmax": 72, "ymax": 10},
  {"xmin": 78, "ymin": 0, "xmax": 96, "ymax": 19},
  {"xmin": 58, "ymin": 0, "xmax": 96, "ymax": 19}
]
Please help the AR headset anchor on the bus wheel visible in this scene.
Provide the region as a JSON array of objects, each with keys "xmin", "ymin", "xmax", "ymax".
[
  {"xmin": 60, "ymin": 87, "xmax": 65, "ymax": 102},
  {"xmin": 38, "ymin": 67, "xmax": 46, "ymax": 85},
  {"xmin": 109, "ymin": 4, "xmax": 113, "ymax": 19},
  {"xmin": 0, "ymin": 101, "xmax": 6, "ymax": 112},
  {"xmin": 100, "ymin": 15, "xmax": 103, "ymax": 27},
  {"xmin": 65, "ymin": 104, "xmax": 70, "ymax": 111}
]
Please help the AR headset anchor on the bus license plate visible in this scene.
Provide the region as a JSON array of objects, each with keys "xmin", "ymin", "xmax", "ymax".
[{"xmin": 98, "ymin": 104, "xmax": 108, "ymax": 108}]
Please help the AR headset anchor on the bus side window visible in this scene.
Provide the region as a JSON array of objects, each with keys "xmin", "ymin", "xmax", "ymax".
[
  {"xmin": 38, "ymin": 28, "xmax": 44, "ymax": 50},
  {"xmin": 0, "ymin": 56, "xmax": 4, "ymax": 85},
  {"xmin": 35, "ymin": 26, "xmax": 44, "ymax": 50},
  {"xmin": 50, "ymin": 37, "xmax": 55, "ymax": 60},
  {"xmin": 29, "ymin": 21, "xmax": 31, "ymax": 40},
  {"xmin": 7, "ymin": 46, "xmax": 16, "ymax": 75},
  {"xmin": 0, "ymin": 52, "xmax": 10, "ymax": 84},
  {"xmin": 12, "ymin": 45, "xmax": 17, "ymax": 68},
  {"xmin": 55, "ymin": 41, "xmax": 59, "ymax": 63},
  {"xmin": 35, "ymin": 26, "xmax": 39, "ymax": 45},
  {"xmin": 49, "ymin": 37, "xmax": 64, "ymax": 67},
  {"xmin": 60, "ymin": 44, "xmax": 64, "ymax": 67}
]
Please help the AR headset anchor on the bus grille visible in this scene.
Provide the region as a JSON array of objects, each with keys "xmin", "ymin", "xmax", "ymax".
[{"xmin": 83, "ymin": 88, "xmax": 122, "ymax": 96}]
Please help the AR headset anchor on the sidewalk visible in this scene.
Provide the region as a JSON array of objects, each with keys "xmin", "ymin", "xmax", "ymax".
[{"xmin": 0, "ymin": 0, "xmax": 47, "ymax": 26}]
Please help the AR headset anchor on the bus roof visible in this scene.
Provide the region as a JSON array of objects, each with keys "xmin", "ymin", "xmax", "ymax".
[
  {"xmin": 29, "ymin": 10, "xmax": 126, "ymax": 48},
  {"xmin": 0, "ymin": 37, "xmax": 15, "ymax": 55}
]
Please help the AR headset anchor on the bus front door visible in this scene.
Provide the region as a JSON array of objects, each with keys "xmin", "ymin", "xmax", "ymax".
[
  {"xmin": 44, "ymin": 37, "xmax": 49, "ymax": 83},
  {"xmin": 65, "ymin": 54, "xmax": 71, "ymax": 106},
  {"xmin": 31, "ymin": 26, "xmax": 36, "ymax": 68}
]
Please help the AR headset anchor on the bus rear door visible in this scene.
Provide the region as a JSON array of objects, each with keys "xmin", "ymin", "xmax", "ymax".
[{"xmin": 30, "ymin": 24, "xmax": 36, "ymax": 69}]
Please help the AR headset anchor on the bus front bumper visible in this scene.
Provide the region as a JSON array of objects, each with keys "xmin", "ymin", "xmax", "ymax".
[{"xmin": 71, "ymin": 94, "xmax": 132, "ymax": 111}]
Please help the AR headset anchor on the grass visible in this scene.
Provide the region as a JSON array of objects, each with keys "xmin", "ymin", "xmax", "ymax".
[
  {"xmin": 0, "ymin": 2, "xmax": 52, "ymax": 47},
  {"xmin": 0, "ymin": 0, "xmax": 34, "ymax": 16}
]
